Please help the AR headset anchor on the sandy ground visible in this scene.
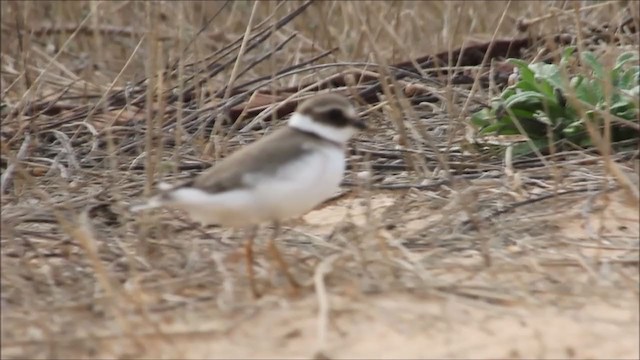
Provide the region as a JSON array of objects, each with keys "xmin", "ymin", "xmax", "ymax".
[
  {"xmin": 2, "ymin": 189, "xmax": 638, "ymax": 360},
  {"xmin": 16, "ymin": 293, "xmax": 632, "ymax": 360}
]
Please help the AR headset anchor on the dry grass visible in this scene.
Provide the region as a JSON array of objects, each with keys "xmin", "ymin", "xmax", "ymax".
[{"xmin": 1, "ymin": 1, "xmax": 639, "ymax": 359}]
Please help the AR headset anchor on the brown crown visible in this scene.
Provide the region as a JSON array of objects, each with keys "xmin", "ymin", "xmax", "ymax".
[{"xmin": 296, "ymin": 94, "xmax": 366, "ymax": 130}]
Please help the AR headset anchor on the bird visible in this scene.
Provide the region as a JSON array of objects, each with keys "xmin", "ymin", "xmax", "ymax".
[{"xmin": 131, "ymin": 93, "xmax": 366, "ymax": 297}]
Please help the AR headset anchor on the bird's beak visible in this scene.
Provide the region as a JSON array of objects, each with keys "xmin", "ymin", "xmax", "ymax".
[
  {"xmin": 350, "ymin": 118, "xmax": 367, "ymax": 130},
  {"xmin": 346, "ymin": 108, "xmax": 366, "ymax": 130}
]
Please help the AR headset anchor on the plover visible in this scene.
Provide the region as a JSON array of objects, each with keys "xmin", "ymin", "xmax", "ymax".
[{"xmin": 131, "ymin": 93, "xmax": 366, "ymax": 296}]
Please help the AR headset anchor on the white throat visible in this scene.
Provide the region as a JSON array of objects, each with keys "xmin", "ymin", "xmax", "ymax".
[{"xmin": 288, "ymin": 113, "xmax": 356, "ymax": 144}]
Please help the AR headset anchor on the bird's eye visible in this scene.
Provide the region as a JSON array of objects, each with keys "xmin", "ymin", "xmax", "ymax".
[{"xmin": 326, "ymin": 108, "xmax": 347, "ymax": 123}]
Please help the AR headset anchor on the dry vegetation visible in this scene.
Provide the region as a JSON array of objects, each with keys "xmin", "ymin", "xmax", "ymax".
[{"xmin": 1, "ymin": 1, "xmax": 639, "ymax": 359}]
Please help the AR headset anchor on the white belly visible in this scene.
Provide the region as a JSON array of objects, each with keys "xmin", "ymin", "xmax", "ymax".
[
  {"xmin": 252, "ymin": 146, "xmax": 345, "ymax": 221},
  {"xmin": 170, "ymin": 147, "xmax": 345, "ymax": 227}
]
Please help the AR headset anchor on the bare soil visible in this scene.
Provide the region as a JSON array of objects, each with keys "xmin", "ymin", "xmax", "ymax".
[{"xmin": 2, "ymin": 187, "xmax": 638, "ymax": 359}]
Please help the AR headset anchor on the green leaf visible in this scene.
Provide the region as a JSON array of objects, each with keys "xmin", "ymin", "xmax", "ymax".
[
  {"xmin": 579, "ymin": 137, "xmax": 593, "ymax": 147},
  {"xmin": 560, "ymin": 46, "xmax": 577, "ymax": 66},
  {"xmin": 582, "ymin": 52, "xmax": 604, "ymax": 79},
  {"xmin": 494, "ymin": 128, "xmax": 522, "ymax": 135},
  {"xmin": 536, "ymin": 78, "xmax": 558, "ymax": 101},
  {"xmin": 532, "ymin": 110, "xmax": 552, "ymax": 125},
  {"xmin": 562, "ymin": 119, "xmax": 583, "ymax": 135},
  {"xmin": 615, "ymin": 52, "xmax": 639, "ymax": 70},
  {"xmin": 514, "ymin": 78, "xmax": 539, "ymax": 92},
  {"xmin": 503, "ymin": 91, "xmax": 546, "ymax": 109},
  {"xmin": 508, "ymin": 59, "xmax": 536, "ymax": 87},
  {"xmin": 498, "ymin": 87, "xmax": 518, "ymax": 101},
  {"xmin": 511, "ymin": 138, "xmax": 551, "ymax": 157},
  {"xmin": 471, "ymin": 108, "xmax": 493, "ymax": 127},
  {"xmin": 618, "ymin": 66, "xmax": 639, "ymax": 89},
  {"xmin": 529, "ymin": 63, "xmax": 563, "ymax": 89},
  {"xmin": 621, "ymin": 85, "xmax": 639, "ymax": 98},
  {"xmin": 478, "ymin": 122, "xmax": 507, "ymax": 134},
  {"xmin": 584, "ymin": 110, "xmax": 599, "ymax": 122},
  {"xmin": 508, "ymin": 58, "xmax": 530, "ymax": 70},
  {"xmin": 570, "ymin": 75, "xmax": 585, "ymax": 89},
  {"xmin": 615, "ymin": 107, "xmax": 639, "ymax": 120},
  {"xmin": 509, "ymin": 107, "xmax": 537, "ymax": 119},
  {"xmin": 478, "ymin": 52, "xmax": 637, "ymax": 152},
  {"xmin": 611, "ymin": 100, "xmax": 632, "ymax": 112},
  {"xmin": 575, "ymin": 79, "xmax": 603, "ymax": 105}
]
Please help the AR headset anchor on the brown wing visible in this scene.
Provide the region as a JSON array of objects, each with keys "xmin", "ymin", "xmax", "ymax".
[{"xmin": 187, "ymin": 127, "xmax": 319, "ymax": 194}]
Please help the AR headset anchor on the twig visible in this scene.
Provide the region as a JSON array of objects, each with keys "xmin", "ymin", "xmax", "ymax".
[
  {"xmin": 168, "ymin": 1, "xmax": 232, "ymax": 71},
  {"xmin": 462, "ymin": 186, "xmax": 620, "ymax": 231},
  {"xmin": 1, "ymin": 132, "xmax": 31, "ymax": 194},
  {"xmin": 222, "ymin": 2, "xmax": 259, "ymax": 102},
  {"xmin": 313, "ymin": 253, "xmax": 340, "ymax": 357},
  {"xmin": 214, "ymin": 32, "xmax": 298, "ymax": 98}
]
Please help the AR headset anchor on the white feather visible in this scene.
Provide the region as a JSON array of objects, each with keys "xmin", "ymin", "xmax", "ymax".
[
  {"xmin": 139, "ymin": 145, "xmax": 345, "ymax": 227},
  {"xmin": 157, "ymin": 182, "xmax": 173, "ymax": 191},
  {"xmin": 288, "ymin": 113, "xmax": 355, "ymax": 144},
  {"xmin": 130, "ymin": 196, "xmax": 163, "ymax": 212},
  {"xmin": 129, "ymin": 182, "xmax": 177, "ymax": 212}
]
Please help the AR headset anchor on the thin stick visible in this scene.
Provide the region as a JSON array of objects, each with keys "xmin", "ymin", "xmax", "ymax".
[
  {"xmin": 245, "ymin": 226, "xmax": 260, "ymax": 299},
  {"xmin": 1, "ymin": 132, "xmax": 31, "ymax": 194},
  {"xmin": 205, "ymin": 1, "xmax": 260, "ymax": 160},
  {"xmin": 8, "ymin": 10, "xmax": 94, "ymax": 123},
  {"xmin": 223, "ymin": 2, "xmax": 259, "ymax": 101},
  {"xmin": 313, "ymin": 253, "xmax": 340, "ymax": 356}
]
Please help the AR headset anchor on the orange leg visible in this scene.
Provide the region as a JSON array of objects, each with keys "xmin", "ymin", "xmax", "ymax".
[
  {"xmin": 267, "ymin": 221, "xmax": 300, "ymax": 292},
  {"xmin": 244, "ymin": 226, "xmax": 260, "ymax": 299}
]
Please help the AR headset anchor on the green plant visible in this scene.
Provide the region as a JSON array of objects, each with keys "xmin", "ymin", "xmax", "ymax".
[{"xmin": 471, "ymin": 49, "xmax": 639, "ymax": 156}]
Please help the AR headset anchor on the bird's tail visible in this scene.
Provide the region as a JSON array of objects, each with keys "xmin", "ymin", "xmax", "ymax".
[{"xmin": 129, "ymin": 182, "xmax": 175, "ymax": 213}]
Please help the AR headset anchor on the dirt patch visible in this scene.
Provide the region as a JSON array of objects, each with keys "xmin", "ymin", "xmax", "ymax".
[
  {"xmin": 2, "ymin": 190, "xmax": 638, "ymax": 359},
  {"xmin": 3, "ymin": 293, "xmax": 637, "ymax": 359}
]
